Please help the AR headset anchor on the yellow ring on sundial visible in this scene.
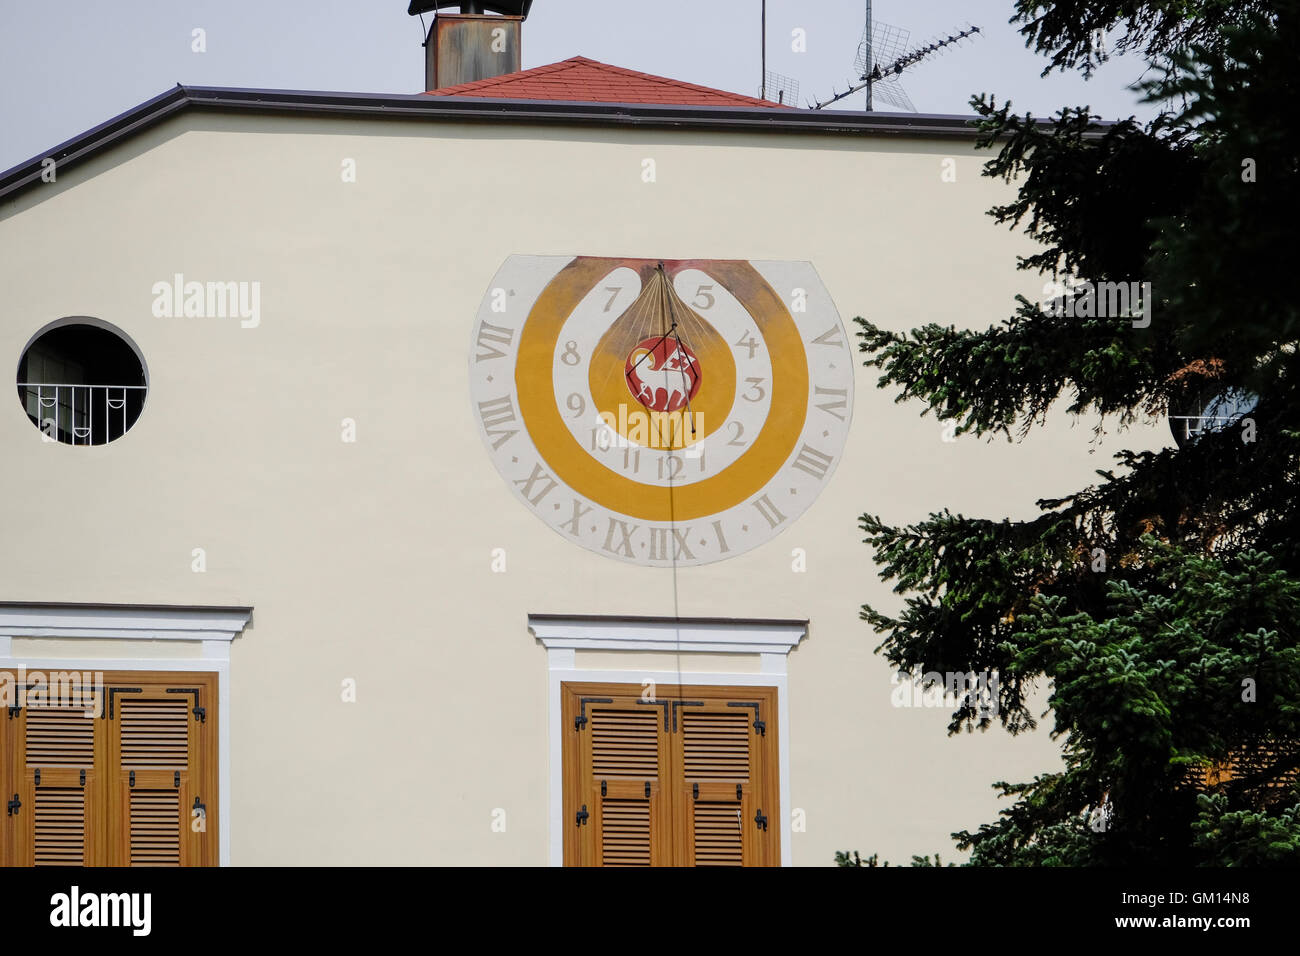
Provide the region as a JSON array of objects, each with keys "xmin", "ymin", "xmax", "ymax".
[{"xmin": 516, "ymin": 257, "xmax": 808, "ymax": 523}]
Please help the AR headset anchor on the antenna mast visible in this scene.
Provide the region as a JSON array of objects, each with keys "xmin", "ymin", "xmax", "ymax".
[{"xmin": 864, "ymin": 0, "xmax": 872, "ymax": 111}]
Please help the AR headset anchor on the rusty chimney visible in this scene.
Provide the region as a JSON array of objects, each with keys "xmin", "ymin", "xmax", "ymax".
[{"xmin": 408, "ymin": 1, "xmax": 533, "ymax": 92}]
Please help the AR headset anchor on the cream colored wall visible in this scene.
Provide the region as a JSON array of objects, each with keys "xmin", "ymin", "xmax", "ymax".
[{"xmin": 0, "ymin": 112, "xmax": 1168, "ymax": 865}]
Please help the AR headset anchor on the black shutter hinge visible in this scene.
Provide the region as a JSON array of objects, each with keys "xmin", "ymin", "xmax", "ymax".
[
  {"xmin": 80, "ymin": 770, "xmax": 86, "ymax": 788},
  {"xmin": 129, "ymin": 771, "xmax": 135, "ymax": 788},
  {"xmin": 575, "ymin": 697, "xmax": 612, "ymax": 732},
  {"xmin": 6, "ymin": 794, "xmax": 19, "ymax": 816},
  {"xmin": 7, "ymin": 704, "xmax": 20, "ymax": 719},
  {"xmin": 645, "ymin": 781, "xmax": 651, "ymax": 798},
  {"xmin": 754, "ymin": 809, "xmax": 768, "ymax": 831},
  {"xmin": 601, "ymin": 780, "xmax": 606, "ymax": 796},
  {"xmin": 576, "ymin": 804, "xmax": 590, "ymax": 827},
  {"xmin": 33, "ymin": 769, "xmax": 40, "ymax": 787},
  {"xmin": 174, "ymin": 772, "xmax": 181, "ymax": 788},
  {"xmin": 192, "ymin": 796, "xmax": 205, "ymax": 818},
  {"xmin": 693, "ymin": 783, "xmax": 699, "ymax": 800},
  {"xmin": 727, "ymin": 701, "xmax": 765, "ymax": 736},
  {"xmin": 193, "ymin": 706, "xmax": 206, "ymax": 723},
  {"xmin": 737, "ymin": 784, "xmax": 742, "ymax": 801}
]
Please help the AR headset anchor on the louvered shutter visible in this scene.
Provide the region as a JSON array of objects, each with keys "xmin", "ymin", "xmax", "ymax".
[
  {"xmin": 566, "ymin": 692, "xmax": 672, "ymax": 866},
  {"xmin": 6, "ymin": 681, "xmax": 101, "ymax": 867},
  {"xmin": 564, "ymin": 682, "xmax": 780, "ymax": 867},
  {"xmin": 107, "ymin": 684, "xmax": 207, "ymax": 866},
  {"xmin": 676, "ymin": 703, "xmax": 765, "ymax": 866}
]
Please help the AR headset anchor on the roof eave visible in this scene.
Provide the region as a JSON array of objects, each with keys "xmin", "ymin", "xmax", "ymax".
[{"xmin": 1, "ymin": 85, "xmax": 992, "ymax": 205}]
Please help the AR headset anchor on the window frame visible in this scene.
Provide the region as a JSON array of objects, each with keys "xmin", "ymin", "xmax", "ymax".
[
  {"xmin": 530, "ymin": 614, "xmax": 805, "ymax": 867},
  {"xmin": 0, "ymin": 603, "xmax": 251, "ymax": 866}
]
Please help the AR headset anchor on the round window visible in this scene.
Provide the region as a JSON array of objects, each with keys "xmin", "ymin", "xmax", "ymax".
[
  {"xmin": 1169, "ymin": 386, "xmax": 1257, "ymax": 447},
  {"xmin": 16, "ymin": 321, "xmax": 147, "ymax": 445}
]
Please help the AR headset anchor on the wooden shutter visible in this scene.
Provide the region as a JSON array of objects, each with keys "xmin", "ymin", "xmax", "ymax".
[
  {"xmin": 564, "ymin": 691, "xmax": 672, "ymax": 866},
  {"xmin": 107, "ymin": 684, "xmax": 210, "ymax": 866},
  {"xmin": 563, "ymin": 682, "xmax": 779, "ymax": 867},
  {"xmin": 677, "ymin": 706, "xmax": 758, "ymax": 867},
  {"xmin": 3, "ymin": 678, "xmax": 102, "ymax": 867},
  {"xmin": 1, "ymin": 670, "xmax": 217, "ymax": 867}
]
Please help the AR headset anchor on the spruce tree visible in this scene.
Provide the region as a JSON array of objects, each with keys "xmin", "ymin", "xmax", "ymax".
[{"xmin": 856, "ymin": 0, "xmax": 1300, "ymax": 865}]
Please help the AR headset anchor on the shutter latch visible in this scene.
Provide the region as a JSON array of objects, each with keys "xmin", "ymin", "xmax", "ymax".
[
  {"xmin": 33, "ymin": 769, "xmax": 39, "ymax": 786},
  {"xmin": 576, "ymin": 804, "xmax": 590, "ymax": 827},
  {"xmin": 193, "ymin": 796, "xmax": 206, "ymax": 819},
  {"xmin": 754, "ymin": 809, "xmax": 768, "ymax": 832},
  {"xmin": 129, "ymin": 771, "xmax": 135, "ymax": 788},
  {"xmin": 193, "ymin": 705, "xmax": 206, "ymax": 723},
  {"xmin": 80, "ymin": 770, "xmax": 86, "ymax": 788},
  {"xmin": 6, "ymin": 794, "xmax": 19, "ymax": 816}
]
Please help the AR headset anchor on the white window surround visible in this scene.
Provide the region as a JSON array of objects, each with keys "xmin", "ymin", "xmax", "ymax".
[
  {"xmin": 529, "ymin": 614, "xmax": 806, "ymax": 867},
  {"xmin": 0, "ymin": 602, "xmax": 252, "ymax": 867}
]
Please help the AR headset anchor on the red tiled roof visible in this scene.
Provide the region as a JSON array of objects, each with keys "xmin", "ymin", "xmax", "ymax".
[{"xmin": 424, "ymin": 56, "xmax": 791, "ymax": 108}]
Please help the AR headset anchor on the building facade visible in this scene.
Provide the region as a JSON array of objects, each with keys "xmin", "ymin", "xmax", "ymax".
[{"xmin": 0, "ymin": 6, "xmax": 1162, "ymax": 866}]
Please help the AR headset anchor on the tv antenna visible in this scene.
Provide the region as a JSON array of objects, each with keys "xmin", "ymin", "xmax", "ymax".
[
  {"xmin": 761, "ymin": 70, "xmax": 799, "ymax": 106},
  {"xmin": 810, "ymin": 2, "xmax": 980, "ymax": 111}
]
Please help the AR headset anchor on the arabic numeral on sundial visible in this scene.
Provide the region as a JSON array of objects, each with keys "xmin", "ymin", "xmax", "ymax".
[
  {"xmin": 657, "ymin": 454, "xmax": 684, "ymax": 481},
  {"xmin": 603, "ymin": 287, "xmax": 623, "ymax": 312},
  {"xmin": 734, "ymin": 330, "xmax": 760, "ymax": 360},
  {"xmin": 560, "ymin": 341, "xmax": 581, "ymax": 366},
  {"xmin": 726, "ymin": 421, "xmax": 747, "ymax": 447},
  {"xmin": 622, "ymin": 447, "xmax": 641, "ymax": 473},
  {"xmin": 590, "ymin": 427, "xmax": 612, "ymax": 451}
]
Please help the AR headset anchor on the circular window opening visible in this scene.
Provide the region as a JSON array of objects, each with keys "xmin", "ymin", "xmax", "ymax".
[
  {"xmin": 1169, "ymin": 386, "xmax": 1257, "ymax": 447},
  {"xmin": 16, "ymin": 322, "xmax": 147, "ymax": 445}
]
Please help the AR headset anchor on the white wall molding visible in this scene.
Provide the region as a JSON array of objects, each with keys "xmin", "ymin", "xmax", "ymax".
[
  {"xmin": 0, "ymin": 602, "xmax": 252, "ymax": 866},
  {"xmin": 0, "ymin": 604, "xmax": 251, "ymax": 642},
  {"xmin": 529, "ymin": 614, "xmax": 805, "ymax": 868},
  {"xmin": 529, "ymin": 615, "xmax": 806, "ymax": 656}
]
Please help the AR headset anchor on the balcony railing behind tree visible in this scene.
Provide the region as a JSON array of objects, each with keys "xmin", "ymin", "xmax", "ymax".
[{"xmin": 17, "ymin": 383, "xmax": 147, "ymax": 446}]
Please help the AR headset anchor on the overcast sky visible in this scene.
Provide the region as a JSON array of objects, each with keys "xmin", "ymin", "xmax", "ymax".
[{"xmin": 0, "ymin": 0, "xmax": 1158, "ymax": 172}]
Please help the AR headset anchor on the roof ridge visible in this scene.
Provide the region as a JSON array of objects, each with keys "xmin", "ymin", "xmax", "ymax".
[{"xmin": 425, "ymin": 55, "xmax": 787, "ymax": 108}]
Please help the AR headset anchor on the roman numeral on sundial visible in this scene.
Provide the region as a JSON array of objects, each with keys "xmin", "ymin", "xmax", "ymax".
[
  {"xmin": 475, "ymin": 320, "xmax": 515, "ymax": 362},
  {"xmin": 477, "ymin": 395, "xmax": 518, "ymax": 449},
  {"xmin": 791, "ymin": 443, "xmax": 834, "ymax": 481}
]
